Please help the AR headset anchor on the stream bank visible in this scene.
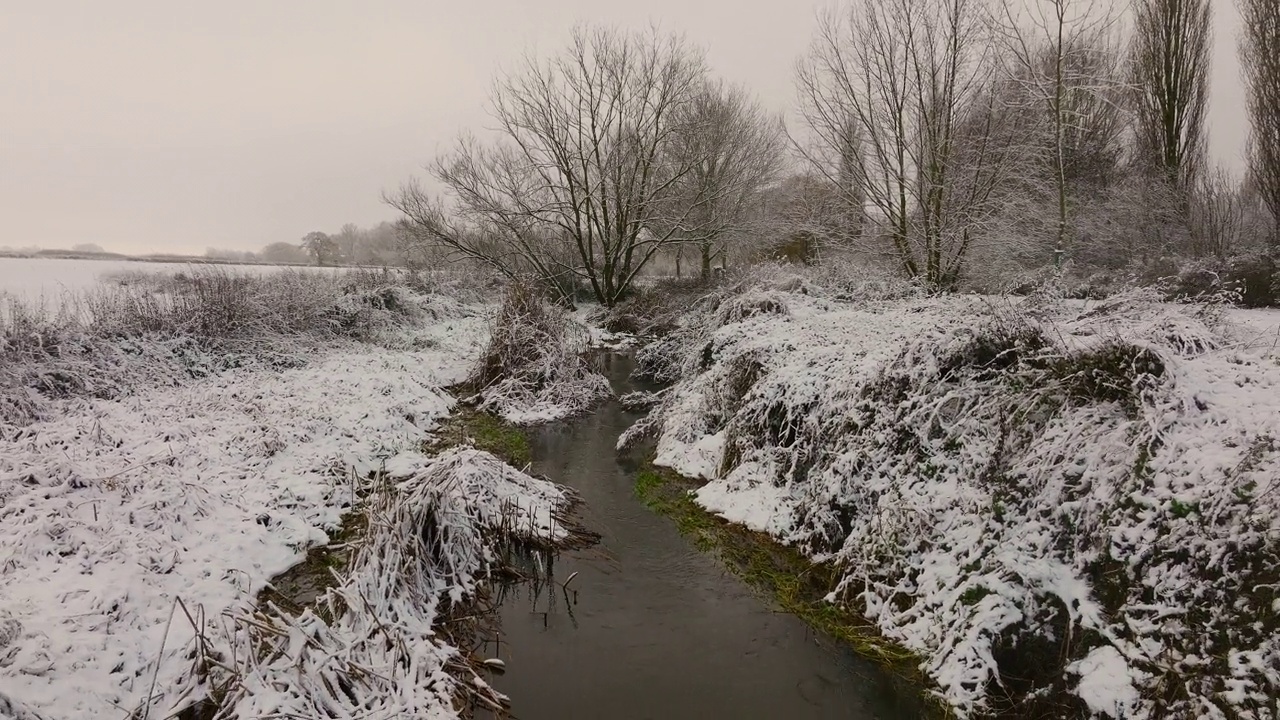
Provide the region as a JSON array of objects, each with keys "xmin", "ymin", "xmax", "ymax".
[{"xmin": 483, "ymin": 353, "xmax": 932, "ymax": 719}]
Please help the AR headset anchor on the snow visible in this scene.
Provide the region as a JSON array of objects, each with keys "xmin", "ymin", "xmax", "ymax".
[
  {"xmin": 634, "ymin": 285, "xmax": 1280, "ymax": 718},
  {"xmin": 1072, "ymin": 646, "xmax": 1143, "ymax": 719},
  {"xmin": 0, "ymin": 297, "xmax": 491, "ymax": 718},
  {"xmin": 210, "ymin": 447, "xmax": 585, "ymax": 719}
]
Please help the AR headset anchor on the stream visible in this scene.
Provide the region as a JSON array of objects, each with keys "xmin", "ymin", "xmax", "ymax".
[{"xmin": 482, "ymin": 353, "xmax": 927, "ymax": 719}]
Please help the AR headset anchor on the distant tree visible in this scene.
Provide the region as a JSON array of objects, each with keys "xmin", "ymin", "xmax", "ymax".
[
  {"xmin": 333, "ymin": 223, "xmax": 364, "ymax": 264},
  {"xmin": 796, "ymin": 0, "xmax": 1017, "ymax": 288},
  {"xmin": 204, "ymin": 247, "xmax": 258, "ymax": 262},
  {"xmin": 1130, "ymin": 0, "xmax": 1211, "ymax": 196},
  {"xmin": 259, "ymin": 241, "xmax": 310, "ymax": 264},
  {"xmin": 1239, "ymin": 0, "xmax": 1280, "ymax": 245},
  {"xmin": 660, "ymin": 80, "xmax": 786, "ymax": 281},
  {"xmin": 361, "ymin": 222, "xmax": 404, "ymax": 266},
  {"xmin": 300, "ymin": 231, "xmax": 340, "ymax": 266},
  {"xmin": 71, "ymin": 243, "xmax": 106, "ymax": 254},
  {"xmin": 996, "ymin": 0, "xmax": 1125, "ymax": 263}
]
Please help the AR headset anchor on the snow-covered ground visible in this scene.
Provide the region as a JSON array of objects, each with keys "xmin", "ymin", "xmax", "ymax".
[
  {"xmin": 0, "ymin": 294, "xmax": 497, "ymax": 717},
  {"xmin": 634, "ymin": 284, "xmax": 1280, "ymax": 718}
]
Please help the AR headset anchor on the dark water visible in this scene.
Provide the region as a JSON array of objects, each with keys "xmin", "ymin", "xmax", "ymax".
[{"xmin": 485, "ymin": 353, "xmax": 925, "ymax": 720}]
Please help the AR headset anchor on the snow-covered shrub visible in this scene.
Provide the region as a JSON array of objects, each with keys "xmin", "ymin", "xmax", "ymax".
[
  {"xmin": 1154, "ymin": 253, "xmax": 1279, "ymax": 308},
  {"xmin": 710, "ymin": 290, "xmax": 790, "ymax": 327},
  {"xmin": 636, "ymin": 289, "xmax": 1280, "ymax": 718},
  {"xmin": 464, "ymin": 282, "xmax": 610, "ymax": 424},
  {"xmin": 600, "ymin": 278, "xmax": 705, "ymax": 337},
  {"xmin": 630, "ymin": 284, "xmax": 792, "ymax": 386},
  {"xmin": 803, "ymin": 256, "xmax": 921, "ymax": 302}
]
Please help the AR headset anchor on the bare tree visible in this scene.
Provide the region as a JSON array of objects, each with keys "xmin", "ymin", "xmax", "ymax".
[
  {"xmin": 661, "ymin": 81, "xmax": 786, "ymax": 281},
  {"xmin": 301, "ymin": 231, "xmax": 339, "ymax": 267},
  {"xmin": 1129, "ymin": 0, "xmax": 1210, "ymax": 197},
  {"xmin": 1190, "ymin": 167, "xmax": 1248, "ymax": 258},
  {"xmin": 333, "ymin": 223, "xmax": 365, "ymax": 265},
  {"xmin": 996, "ymin": 0, "xmax": 1124, "ymax": 264},
  {"xmin": 387, "ymin": 26, "xmax": 710, "ymax": 306},
  {"xmin": 1239, "ymin": 0, "xmax": 1280, "ymax": 246},
  {"xmin": 795, "ymin": 0, "xmax": 1017, "ymax": 287}
]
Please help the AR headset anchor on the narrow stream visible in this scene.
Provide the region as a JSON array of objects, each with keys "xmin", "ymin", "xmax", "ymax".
[{"xmin": 485, "ymin": 353, "xmax": 926, "ymax": 719}]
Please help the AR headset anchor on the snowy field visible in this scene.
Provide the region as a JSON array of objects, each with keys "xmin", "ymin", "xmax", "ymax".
[
  {"xmin": 0, "ymin": 277, "xmax": 532, "ymax": 718},
  {"xmin": 632, "ymin": 282, "xmax": 1280, "ymax": 718},
  {"xmin": 0, "ymin": 257, "xmax": 339, "ymax": 312}
]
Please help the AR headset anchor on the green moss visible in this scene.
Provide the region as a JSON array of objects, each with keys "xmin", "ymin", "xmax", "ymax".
[
  {"xmin": 634, "ymin": 465, "xmax": 940, "ymax": 711},
  {"xmin": 960, "ymin": 586, "xmax": 993, "ymax": 606},
  {"xmin": 427, "ymin": 407, "xmax": 532, "ymax": 467},
  {"xmin": 259, "ymin": 508, "xmax": 367, "ymax": 617}
]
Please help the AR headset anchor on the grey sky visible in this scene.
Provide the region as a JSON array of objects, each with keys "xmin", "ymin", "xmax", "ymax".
[{"xmin": 0, "ymin": 1, "xmax": 1250, "ymax": 255}]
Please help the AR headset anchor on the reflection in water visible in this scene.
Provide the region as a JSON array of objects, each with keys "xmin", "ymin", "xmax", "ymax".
[{"xmin": 481, "ymin": 353, "xmax": 925, "ymax": 720}]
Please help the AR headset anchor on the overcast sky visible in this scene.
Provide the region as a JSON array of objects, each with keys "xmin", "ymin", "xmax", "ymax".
[{"xmin": 0, "ymin": 1, "xmax": 1251, "ymax": 255}]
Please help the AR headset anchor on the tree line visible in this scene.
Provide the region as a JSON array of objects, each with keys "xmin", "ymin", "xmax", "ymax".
[
  {"xmin": 205, "ymin": 221, "xmax": 453, "ymax": 268},
  {"xmin": 384, "ymin": 0, "xmax": 1278, "ymax": 306}
]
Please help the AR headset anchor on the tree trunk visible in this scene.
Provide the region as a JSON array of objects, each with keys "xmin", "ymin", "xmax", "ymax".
[{"xmin": 700, "ymin": 243, "xmax": 712, "ymax": 283}]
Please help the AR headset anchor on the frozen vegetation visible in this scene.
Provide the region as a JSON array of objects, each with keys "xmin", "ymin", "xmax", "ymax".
[
  {"xmin": 6, "ymin": 257, "xmax": 1280, "ymax": 720},
  {"xmin": 626, "ymin": 272, "xmax": 1280, "ymax": 718},
  {"xmin": 0, "ymin": 269, "xmax": 598, "ymax": 719}
]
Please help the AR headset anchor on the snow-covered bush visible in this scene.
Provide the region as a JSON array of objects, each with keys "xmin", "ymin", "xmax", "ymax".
[
  {"xmin": 634, "ymin": 288, "xmax": 1280, "ymax": 718},
  {"xmin": 631, "ymin": 283, "xmax": 793, "ymax": 386},
  {"xmin": 464, "ymin": 282, "xmax": 610, "ymax": 424},
  {"xmin": 1153, "ymin": 253, "xmax": 1279, "ymax": 308},
  {"xmin": 802, "ymin": 255, "xmax": 922, "ymax": 302}
]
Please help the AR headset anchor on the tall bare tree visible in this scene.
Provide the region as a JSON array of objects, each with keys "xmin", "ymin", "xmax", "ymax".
[
  {"xmin": 1239, "ymin": 0, "xmax": 1280, "ymax": 245},
  {"xmin": 997, "ymin": 0, "xmax": 1124, "ymax": 264},
  {"xmin": 796, "ymin": 0, "xmax": 1016, "ymax": 287},
  {"xmin": 387, "ymin": 25, "xmax": 710, "ymax": 306},
  {"xmin": 333, "ymin": 223, "xmax": 365, "ymax": 265},
  {"xmin": 662, "ymin": 81, "xmax": 786, "ymax": 281},
  {"xmin": 1130, "ymin": 0, "xmax": 1210, "ymax": 196}
]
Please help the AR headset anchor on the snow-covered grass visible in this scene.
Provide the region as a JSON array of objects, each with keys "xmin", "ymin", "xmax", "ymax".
[
  {"xmin": 463, "ymin": 283, "xmax": 611, "ymax": 425},
  {"xmin": 630, "ymin": 280, "xmax": 1280, "ymax": 719},
  {"xmin": 0, "ymin": 267, "xmax": 464, "ymax": 427},
  {"xmin": 0, "ymin": 268, "xmax": 550, "ymax": 718}
]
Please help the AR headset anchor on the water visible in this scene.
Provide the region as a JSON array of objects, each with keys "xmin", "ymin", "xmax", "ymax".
[{"xmin": 485, "ymin": 353, "xmax": 925, "ymax": 720}]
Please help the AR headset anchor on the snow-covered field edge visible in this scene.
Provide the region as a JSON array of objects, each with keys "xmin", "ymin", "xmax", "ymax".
[
  {"xmin": 627, "ymin": 281, "xmax": 1280, "ymax": 719},
  {"xmin": 0, "ymin": 275, "xmax": 598, "ymax": 719}
]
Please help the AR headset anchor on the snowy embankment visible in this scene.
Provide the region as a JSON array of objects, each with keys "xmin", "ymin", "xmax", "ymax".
[
  {"xmin": 628, "ymin": 284, "xmax": 1280, "ymax": 719},
  {"xmin": 0, "ymin": 282, "xmax": 584, "ymax": 719}
]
